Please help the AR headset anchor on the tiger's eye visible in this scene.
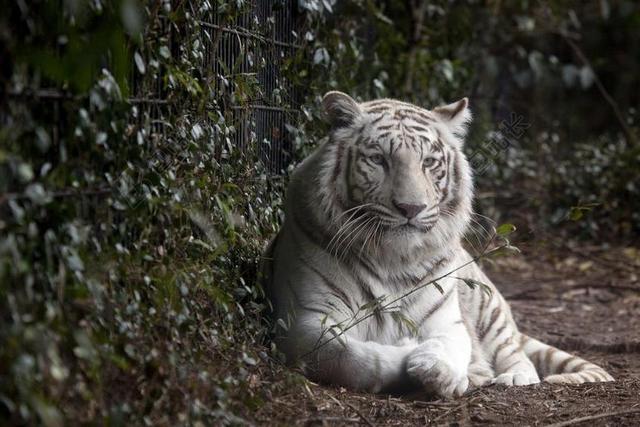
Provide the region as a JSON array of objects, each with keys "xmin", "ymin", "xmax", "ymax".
[
  {"xmin": 423, "ymin": 157, "xmax": 437, "ymax": 168},
  {"xmin": 369, "ymin": 153, "xmax": 385, "ymax": 165}
]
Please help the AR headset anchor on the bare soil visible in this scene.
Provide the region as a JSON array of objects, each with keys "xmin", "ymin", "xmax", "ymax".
[{"xmin": 254, "ymin": 243, "xmax": 640, "ymax": 426}]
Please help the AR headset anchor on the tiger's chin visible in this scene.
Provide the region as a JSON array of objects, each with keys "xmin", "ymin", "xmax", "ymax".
[
  {"xmin": 389, "ymin": 223, "xmax": 429, "ymax": 235},
  {"xmin": 376, "ymin": 223, "xmax": 444, "ymax": 255}
]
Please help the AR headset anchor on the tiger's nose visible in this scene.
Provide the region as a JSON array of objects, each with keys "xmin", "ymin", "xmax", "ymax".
[{"xmin": 392, "ymin": 200, "xmax": 427, "ymax": 219}]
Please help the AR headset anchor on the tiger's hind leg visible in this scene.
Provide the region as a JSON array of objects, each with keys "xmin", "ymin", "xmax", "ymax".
[
  {"xmin": 490, "ymin": 335, "xmax": 539, "ymax": 386},
  {"xmin": 521, "ymin": 334, "xmax": 614, "ymax": 383},
  {"xmin": 477, "ymin": 295, "xmax": 539, "ymax": 386}
]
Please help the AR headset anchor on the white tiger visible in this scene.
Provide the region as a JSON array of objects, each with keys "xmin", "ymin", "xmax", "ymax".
[{"xmin": 263, "ymin": 91, "xmax": 613, "ymax": 397}]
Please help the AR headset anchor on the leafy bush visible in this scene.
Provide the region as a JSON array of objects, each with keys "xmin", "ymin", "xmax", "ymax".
[{"xmin": 1, "ymin": 1, "xmax": 294, "ymax": 424}]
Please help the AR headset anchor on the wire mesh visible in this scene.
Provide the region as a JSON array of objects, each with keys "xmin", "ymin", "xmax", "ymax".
[
  {"xmin": 195, "ymin": 0, "xmax": 300, "ymax": 174},
  {"xmin": 8, "ymin": 1, "xmax": 302, "ymax": 177}
]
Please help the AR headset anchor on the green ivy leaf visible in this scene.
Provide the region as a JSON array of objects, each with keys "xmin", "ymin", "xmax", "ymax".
[
  {"xmin": 320, "ymin": 313, "xmax": 329, "ymax": 328},
  {"xmin": 391, "ymin": 312, "xmax": 418, "ymax": 335},
  {"xmin": 567, "ymin": 203, "xmax": 600, "ymax": 221},
  {"xmin": 569, "ymin": 207, "xmax": 584, "ymax": 221},
  {"xmin": 458, "ymin": 277, "xmax": 493, "ymax": 296},
  {"xmin": 359, "ymin": 295, "xmax": 386, "ymax": 311},
  {"xmin": 495, "ymin": 223, "xmax": 516, "ymax": 236},
  {"xmin": 489, "ymin": 245, "xmax": 521, "ymax": 258}
]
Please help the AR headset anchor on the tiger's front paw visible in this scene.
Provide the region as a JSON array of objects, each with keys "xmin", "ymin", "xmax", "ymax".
[
  {"xmin": 406, "ymin": 339, "xmax": 469, "ymax": 398},
  {"xmin": 491, "ymin": 371, "xmax": 540, "ymax": 386}
]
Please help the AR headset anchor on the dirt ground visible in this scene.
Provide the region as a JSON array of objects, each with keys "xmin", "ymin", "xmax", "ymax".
[{"xmin": 256, "ymin": 243, "xmax": 640, "ymax": 426}]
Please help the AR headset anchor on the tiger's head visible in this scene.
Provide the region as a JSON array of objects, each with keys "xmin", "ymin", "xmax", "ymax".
[{"xmin": 316, "ymin": 91, "xmax": 474, "ymax": 257}]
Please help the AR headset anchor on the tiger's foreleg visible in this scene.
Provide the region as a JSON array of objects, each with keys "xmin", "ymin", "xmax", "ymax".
[
  {"xmin": 406, "ymin": 290, "xmax": 472, "ymax": 398},
  {"xmin": 285, "ymin": 314, "xmax": 420, "ymax": 393}
]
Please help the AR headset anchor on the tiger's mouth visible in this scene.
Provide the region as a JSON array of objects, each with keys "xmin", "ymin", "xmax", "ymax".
[
  {"xmin": 347, "ymin": 205, "xmax": 438, "ymax": 235},
  {"xmin": 381, "ymin": 220, "xmax": 436, "ymax": 234},
  {"xmin": 400, "ymin": 222, "xmax": 435, "ymax": 232}
]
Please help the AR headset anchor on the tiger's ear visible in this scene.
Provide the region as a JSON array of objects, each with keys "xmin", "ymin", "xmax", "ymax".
[
  {"xmin": 433, "ymin": 98, "xmax": 471, "ymax": 137},
  {"xmin": 322, "ymin": 91, "xmax": 362, "ymax": 128}
]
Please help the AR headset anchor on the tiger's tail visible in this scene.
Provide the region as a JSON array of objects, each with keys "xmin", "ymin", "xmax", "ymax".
[{"xmin": 520, "ymin": 334, "xmax": 614, "ymax": 383}]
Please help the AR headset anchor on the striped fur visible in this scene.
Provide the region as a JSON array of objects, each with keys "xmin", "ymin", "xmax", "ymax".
[{"xmin": 264, "ymin": 91, "xmax": 613, "ymax": 398}]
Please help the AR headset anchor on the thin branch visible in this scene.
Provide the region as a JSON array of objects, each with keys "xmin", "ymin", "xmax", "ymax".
[
  {"xmin": 537, "ymin": 0, "xmax": 636, "ymax": 145},
  {"xmin": 546, "ymin": 408, "xmax": 640, "ymax": 427},
  {"xmin": 303, "ymin": 416, "xmax": 362, "ymax": 424},
  {"xmin": 197, "ymin": 21, "xmax": 301, "ymax": 49},
  {"xmin": 0, "ymin": 187, "xmax": 112, "ymax": 206},
  {"xmin": 302, "ymin": 240, "xmax": 507, "ymax": 359},
  {"xmin": 230, "ymin": 104, "xmax": 299, "ymax": 113},
  {"xmin": 430, "ymin": 395, "xmax": 480, "ymax": 422},
  {"xmin": 6, "ymin": 90, "xmax": 296, "ymax": 113},
  {"xmin": 561, "ymin": 34, "xmax": 636, "ymax": 145},
  {"xmin": 346, "ymin": 402, "xmax": 375, "ymax": 427}
]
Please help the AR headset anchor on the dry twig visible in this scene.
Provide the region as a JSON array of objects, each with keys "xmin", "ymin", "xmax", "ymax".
[
  {"xmin": 346, "ymin": 402, "xmax": 375, "ymax": 427},
  {"xmin": 545, "ymin": 408, "xmax": 640, "ymax": 427}
]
